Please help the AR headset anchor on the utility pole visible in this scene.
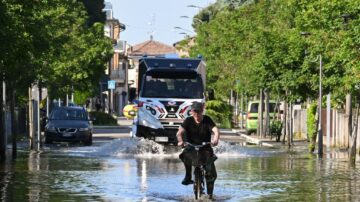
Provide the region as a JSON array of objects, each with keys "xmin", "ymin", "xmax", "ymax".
[
  {"xmin": 0, "ymin": 75, "xmax": 5, "ymax": 160},
  {"xmin": 264, "ymin": 89, "xmax": 270, "ymax": 137},
  {"xmin": 258, "ymin": 89, "xmax": 264, "ymax": 137},
  {"xmin": 326, "ymin": 94, "xmax": 331, "ymax": 149},
  {"xmin": 318, "ymin": 55, "xmax": 323, "ymax": 156},
  {"xmin": 235, "ymin": 92, "xmax": 238, "ymax": 127},
  {"xmin": 66, "ymin": 94, "xmax": 69, "ymax": 107},
  {"xmin": 71, "ymin": 85, "xmax": 74, "ymax": 103},
  {"xmin": 46, "ymin": 96, "xmax": 50, "ymax": 117},
  {"xmin": 240, "ymin": 91, "xmax": 244, "ymax": 129},
  {"xmin": 29, "ymin": 87, "xmax": 33, "ymax": 149},
  {"xmin": 10, "ymin": 88, "xmax": 17, "ymax": 157},
  {"xmin": 289, "ymin": 100, "xmax": 293, "ymax": 147},
  {"xmin": 36, "ymin": 85, "xmax": 40, "ymax": 152}
]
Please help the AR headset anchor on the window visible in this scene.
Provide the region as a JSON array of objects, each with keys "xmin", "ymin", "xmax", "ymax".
[{"xmin": 142, "ymin": 75, "xmax": 204, "ymax": 99}]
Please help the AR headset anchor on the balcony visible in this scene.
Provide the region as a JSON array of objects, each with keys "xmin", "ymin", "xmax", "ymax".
[
  {"xmin": 114, "ymin": 40, "xmax": 126, "ymax": 55},
  {"xmin": 109, "ymin": 68, "xmax": 126, "ymax": 83}
]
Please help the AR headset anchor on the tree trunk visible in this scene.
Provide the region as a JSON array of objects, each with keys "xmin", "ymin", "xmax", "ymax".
[
  {"xmin": 346, "ymin": 94, "xmax": 352, "ymax": 149},
  {"xmin": 0, "ymin": 77, "xmax": 5, "ymax": 161},
  {"xmin": 288, "ymin": 101, "xmax": 292, "ymax": 148},
  {"xmin": 349, "ymin": 99, "xmax": 359, "ymax": 164},
  {"xmin": 257, "ymin": 89, "xmax": 264, "ymax": 137},
  {"xmin": 264, "ymin": 89, "xmax": 270, "ymax": 137},
  {"xmin": 9, "ymin": 85, "xmax": 17, "ymax": 158},
  {"xmin": 310, "ymin": 100, "xmax": 320, "ymax": 153},
  {"xmin": 282, "ymin": 91, "xmax": 288, "ymax": 144},
  {"xmin": 29, "ymin": 87, "xmax": 34, "ymax": 150}
]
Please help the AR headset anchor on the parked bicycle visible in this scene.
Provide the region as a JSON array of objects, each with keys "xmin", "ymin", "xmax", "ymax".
[{"xmin": 185, "ymin": 142, "xmax": 212, "ymax": 200}]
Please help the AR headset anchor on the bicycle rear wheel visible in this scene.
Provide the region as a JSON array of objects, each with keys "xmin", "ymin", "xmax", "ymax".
[{"xmin": 193, "ymin": 167, "xmax": 204, "ymax": 200}]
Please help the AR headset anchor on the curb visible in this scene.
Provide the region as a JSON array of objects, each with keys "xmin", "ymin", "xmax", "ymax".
[
  {"xmin": 239, "ymin": 134, "xmax": 275, "ymax": 147},
  {"xmin": 93, "ymin": 125, "xmax": 131, "ymax": 129}
]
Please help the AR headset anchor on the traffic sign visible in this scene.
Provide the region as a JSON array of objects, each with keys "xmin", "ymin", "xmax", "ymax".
[{"xmin": 108, "ymin": 80, "xmax": 116, "ymax": 89}]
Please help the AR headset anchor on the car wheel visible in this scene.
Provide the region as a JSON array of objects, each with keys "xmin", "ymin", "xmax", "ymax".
[
  {"xmin": 84, "ymin": 134, "xmax": 93, "ymax": 146},
  {"xmin": 245, "ymin": 130, "xmax": 252, "ymax": 135}
]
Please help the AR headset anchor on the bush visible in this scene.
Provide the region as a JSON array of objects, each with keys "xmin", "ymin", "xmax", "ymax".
[
  {"xmin": 205, "ymin": 100, "xmax": 232, "ymax": 128},
  {"xmin": 74, "ymin": 90, "xmax": 91, "ymax": 106},
  {"xmin": 306, "ymin": 102, "xmax": 317, "ymax": 152},
  {"xmin": 270, "ymin": 120, "xmax": 282, "ymax": 142},
  {"xmin": 89, "ymin": 111, "xmax": 118, "ymax": 125}
]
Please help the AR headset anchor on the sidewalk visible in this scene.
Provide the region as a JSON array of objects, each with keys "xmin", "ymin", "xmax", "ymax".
[
  {"xmin": 93, "ymin": 117, "xmax": 133, "ymax": 129},
  {"xmin": 237, "ymin": 132, "xmax": 308, "ymax": 149}
]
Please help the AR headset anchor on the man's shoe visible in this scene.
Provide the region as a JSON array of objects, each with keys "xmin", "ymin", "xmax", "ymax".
[
  {"xmin": 181, "ymin": 178, "xmax": 194, "ymax": 185},
  {"xmin": 208, "ymin": 194, "xmax": 213, "ymax": 200}
]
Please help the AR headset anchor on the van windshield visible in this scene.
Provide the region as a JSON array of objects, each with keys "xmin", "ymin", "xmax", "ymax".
[
  {"xmin": 250, "ymin": 103, "xmax": 277, "ymax": 113},
  {"xmin": 141, "ymin": 75, "xmax": 204, "ymax": 99}
]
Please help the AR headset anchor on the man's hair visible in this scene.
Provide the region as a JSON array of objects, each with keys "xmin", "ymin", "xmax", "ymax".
[{"xmin": 191, "ymin": 102, "xmax": 203, "ymax": 112}]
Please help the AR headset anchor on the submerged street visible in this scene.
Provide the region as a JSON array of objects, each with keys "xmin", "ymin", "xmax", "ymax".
[
  {"xmin": 1, "ymin": 0, "xmax": 360, "ymax": 201},
  {"xmin": 1, "ymin": 128, "xmax": 360, "ymax": 201}
]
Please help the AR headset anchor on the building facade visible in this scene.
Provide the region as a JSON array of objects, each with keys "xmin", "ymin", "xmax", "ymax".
[{"xmin": 103, "ymin": 2, "xmax": 128, "ymax": 116}]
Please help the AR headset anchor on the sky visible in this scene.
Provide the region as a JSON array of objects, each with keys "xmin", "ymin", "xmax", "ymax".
[{"xmin": 106, "ymin": 0, "xmax": 215, "ymax": 46}]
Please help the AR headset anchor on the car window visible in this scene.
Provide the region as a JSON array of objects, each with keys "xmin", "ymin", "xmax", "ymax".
[
  {"xmin": 250, "ymin": 103, "xmax": 259, "ymax": 113},
  {"xmin": 50, "ymin": 108, "xmax": 88, "ymax": 120},
  {"xmin": 249, "ymin": 102, "xmax": 277, "ymax": 113}
]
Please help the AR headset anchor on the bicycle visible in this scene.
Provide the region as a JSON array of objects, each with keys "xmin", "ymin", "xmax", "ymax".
[{"xmin": 185, "ymin": 142, "xmax": 211, "ymax": 200}]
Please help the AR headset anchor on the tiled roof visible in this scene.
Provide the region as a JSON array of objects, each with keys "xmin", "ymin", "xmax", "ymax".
[{"xmin": 129, "ymin": 39, "xmax": 176, "ymax": 56}]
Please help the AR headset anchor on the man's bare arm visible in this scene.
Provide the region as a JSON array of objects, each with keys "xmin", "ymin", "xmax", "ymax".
[
  {"xmin": 176, "ymin": 126, "xmax": 186, "ymax": 146},
  {"xmin": 211, "ymin": 126, "xmax": 220, "ymax": 146}
]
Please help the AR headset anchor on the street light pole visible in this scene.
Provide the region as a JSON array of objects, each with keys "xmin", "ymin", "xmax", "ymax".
[
  {"xmin": 318, "ymin": 55, "xmax": 323, "ymax": 156},
  {"xmin": 187, "ymin": 4, "xmax": 211, "ymax": 22},
  {"xmin": 300, "ymin": 31, "xmax": 323, "ymax": 156},
  {"xmin": 173, "ymin": 26, "xmax": 194, "ymax": 34},
  {"xmin": 180, "ymin": 15, "xmax": 203, "ymax": 24},
  {"xmin": 178, "ymin": 32, "xmax": 190, "ymax": 38},
  {"xmin": 187, "ymin": 5, "xmax": 203, "ymax": 9}
]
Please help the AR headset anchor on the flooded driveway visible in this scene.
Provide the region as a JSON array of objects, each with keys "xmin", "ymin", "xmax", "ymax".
[{"xmin": 1, "ymin": 137, "xmax": 360, "ymax": 201}]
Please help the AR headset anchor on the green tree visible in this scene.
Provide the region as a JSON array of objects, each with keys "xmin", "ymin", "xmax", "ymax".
[
  {"xmin": 81, "ymin": 0, "xmax": 106, "ymax": 26},
  {"xmin": 22, "ymin": 0, "xmax": 112, "ymax": 99}
]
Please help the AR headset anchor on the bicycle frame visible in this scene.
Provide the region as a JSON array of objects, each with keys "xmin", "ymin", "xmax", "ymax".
[{"xmin": 185, "ymin": 142, "xmax": 211, "ymax": 200}]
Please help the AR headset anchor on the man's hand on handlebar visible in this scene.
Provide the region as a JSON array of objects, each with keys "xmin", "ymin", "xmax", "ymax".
[
  {"xmin": 211, "ymin": 139, "xmax": 219, "ymax": 146},
  {"xmin": 178, "ymin": 140, "xmax": 184, "ymax": 147}
]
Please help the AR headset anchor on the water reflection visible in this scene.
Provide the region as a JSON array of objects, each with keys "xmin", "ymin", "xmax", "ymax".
[
  {"xmin": 0, "ymin": 157, "xmax": 15, "ymax": 201},
  {"xmin": 28, "ymin": 151, "xmax": 41, "ymax": 201},
  {"xmin": 140, "ymin": 160, "xmax": 147, "ymax": 192}
]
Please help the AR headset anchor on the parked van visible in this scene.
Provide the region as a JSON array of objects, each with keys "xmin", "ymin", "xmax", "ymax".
[{"xmin": 245, "ymin": 100, "xmax": 280, "ymax": 135}]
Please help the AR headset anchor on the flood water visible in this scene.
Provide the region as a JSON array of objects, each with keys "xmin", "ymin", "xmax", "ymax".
[{"xmin": 1, "ymin": 138, "xmax": 360, "ymax": 202}]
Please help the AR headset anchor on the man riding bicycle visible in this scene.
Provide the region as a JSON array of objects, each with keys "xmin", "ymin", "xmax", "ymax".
[{"xmin": 176, "ymin": 102, "xmax": 220, "ymax": 199}]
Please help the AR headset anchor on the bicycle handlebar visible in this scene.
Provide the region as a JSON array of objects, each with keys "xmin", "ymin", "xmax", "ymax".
[{"xmin": 185, "ymin": 142, "xmax": 211, "ymax": 149}]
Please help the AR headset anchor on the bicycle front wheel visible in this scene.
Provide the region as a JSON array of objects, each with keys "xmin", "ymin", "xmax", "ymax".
[{"xmin": 194, "ymin": 167, "xmax": 203, "ymax": 200}]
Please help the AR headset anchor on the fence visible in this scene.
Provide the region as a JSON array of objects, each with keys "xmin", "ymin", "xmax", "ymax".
[{"xmin": 293, "ymin": 109, "xmax": 360, "ymax": 149}]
